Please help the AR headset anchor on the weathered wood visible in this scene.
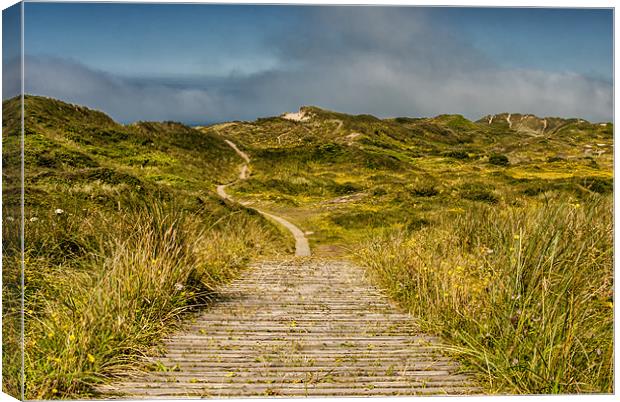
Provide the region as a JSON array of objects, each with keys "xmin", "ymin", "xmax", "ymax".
[
  {"xmin": 99, "ymin": 385, "xmax": 478, "ymax": 398},
  {"xmin": 104, "ymin": 373, "xmax": 474, "ymax": 383},
  {"xmin": 98, "ymin": 259, "xmax": 479, "ymax": 398}
]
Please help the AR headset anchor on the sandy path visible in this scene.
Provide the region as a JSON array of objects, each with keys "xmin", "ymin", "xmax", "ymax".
[
  {"xmin": 98, "ymin": 138, "xmax": 478, "ymax": 399},
  {"xmin": 257, "ymin": 212, "xmax": 311, "ymax": 257},
  {"xmin": 218, "ymin": 140, "xmax": 311, "ymax": 257},
  {"xmin": 224, "ymin": 139, "xmax": 250, "ymax": 163}
]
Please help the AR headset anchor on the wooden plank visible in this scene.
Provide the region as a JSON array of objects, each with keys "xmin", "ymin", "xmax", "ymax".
[
  {"xmin": 99, "ymin": 386, "xmax": 479, "ymax": 397},
  {"xmin": 98, "ymin": 259, "xmax": 478, "ymax": 397}
]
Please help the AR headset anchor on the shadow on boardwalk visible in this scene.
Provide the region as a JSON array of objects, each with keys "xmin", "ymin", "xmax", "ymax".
[{"xmin": 98, "ymin": 258, "xmax": 479, "ymax": 398}]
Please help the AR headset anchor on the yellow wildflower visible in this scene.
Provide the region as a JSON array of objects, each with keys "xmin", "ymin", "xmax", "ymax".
[
  {"xmin": 68, "ymin": 334, "xmax": 76, "ymax": 342},
  {"xmin": 87, "ymin": 353, "xmax": 96, "ymax": 363}
]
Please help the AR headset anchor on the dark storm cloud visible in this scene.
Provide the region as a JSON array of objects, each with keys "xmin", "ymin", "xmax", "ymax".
[{"xmin": 20, "ymin": 7, "xmax": 612, "ymax": 123}]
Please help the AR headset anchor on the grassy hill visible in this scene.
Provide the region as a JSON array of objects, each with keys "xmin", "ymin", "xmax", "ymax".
[
  {"xmin": 199, "ymin": 106, "xmax": 613, "ymax": 393},
  {"xmin": 2, "ymin": 96, "xmax": 613, "ymax": 397},
  {"xmin": 3, "ymin": 95, "xmax": 250, "ymax": 208},
  {"xmin": 203, "ymin": 106, "xmax": 612, "ymax": 254},
  {"xmin": 2, "ymin": 95, "xmax": 291, "ymax": 399}
]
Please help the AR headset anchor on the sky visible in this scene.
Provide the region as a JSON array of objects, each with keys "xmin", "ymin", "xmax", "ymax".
[{"xmin": 2, "ymin": 3, "xmax": 614, "ymax": 124}]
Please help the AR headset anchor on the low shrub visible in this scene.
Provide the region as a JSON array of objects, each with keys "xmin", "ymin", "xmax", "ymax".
[
  {"xmin": 579, "ymin": 176, "xmax": 613, "ymax": 194},
  {"xmin": 372, "ymin": 187, "xmax": 388, "ymax": 196},
  {"xmin": 334, "ymin": 182, "xmax": 361, "ymax": 195},
  {"xmin": 443, "ymin": 150, "xmax": 469, "ymax": 160},
  {"xmin": 489, "ymin": 154, "xmax": 510, "ymax": 166},
  {"xmin": 460, "ymin": 183, "xmax": 499, "ymax": 203},
  {"xmin": 409, "ymin": 179, "xmax": 440, "ymax": 197}
]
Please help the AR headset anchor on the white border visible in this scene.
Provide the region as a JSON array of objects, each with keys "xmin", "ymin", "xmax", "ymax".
[
  {"xmin": 0, "ymin": 2, "xmax": 616, "ymax": 402},
  {"xmin": 4, "ymin": 0, "xmax": 618, "ymax": 7}
]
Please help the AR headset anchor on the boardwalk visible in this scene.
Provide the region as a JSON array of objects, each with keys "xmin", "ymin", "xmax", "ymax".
[
  {"xmin": 98, "ymin": 139, "xmax": 477, "ymax": 398},
  {"xmin": 99, "ymin": 259, "xmax": 477, "ymax": 398}
]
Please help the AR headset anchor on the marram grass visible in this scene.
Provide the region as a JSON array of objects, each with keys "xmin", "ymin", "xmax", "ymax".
[
  {"xmin": 19, "ymin": 201, "xmax": 285, "ymax": 399},
  {"xmin": 357, "ymin": 195, "xmax": 613, "ymax": 394}
]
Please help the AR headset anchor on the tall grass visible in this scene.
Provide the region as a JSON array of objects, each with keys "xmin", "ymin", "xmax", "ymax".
[
  {"xmin": 357, "ymin": 195, "xmax": 613, "ymax": 393},
  {"xmin": 22, "ymin": 199, "xmax": 285, "ymax": 399},
  {"xmin": 2, "ymin": 208, "xmax": 23, "ymax": 398}
]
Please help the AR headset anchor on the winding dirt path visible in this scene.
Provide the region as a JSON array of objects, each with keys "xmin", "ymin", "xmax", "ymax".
[
  {"xmin": 98, "ymin": 138, "xmax": 478, "ymax": 398},
  {"xmin": 223, "ymin": 139, "xmax": 250, "ymax": 163},
  {"xmin": 218, "ymin": 140, "xmax": 311, "ymax": 257}
]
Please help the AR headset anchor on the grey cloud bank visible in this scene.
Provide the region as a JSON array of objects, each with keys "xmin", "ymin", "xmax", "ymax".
[{"xmin": 13, "ymin": 8, "xmax": 613, "ymax": 123}]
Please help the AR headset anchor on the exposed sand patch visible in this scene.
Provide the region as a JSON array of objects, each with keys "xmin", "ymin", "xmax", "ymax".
[
  {"xmin": 282, "ymin": 110, "xmax": 311, "ymax": 122},
  {"xmin": 218, "ymin": 139, "xmax": 311, "ymax": 257}
]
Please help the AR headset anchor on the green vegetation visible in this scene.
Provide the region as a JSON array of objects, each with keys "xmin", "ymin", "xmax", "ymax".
[
  {"xmin": 357, "ymin": 196, "xmax": 612, "ymax": 393},
  {"xmin": 2, "ymin": 96, "xmax": 290, "ymax": 399},
  {"xmin": 213, "ymin": 105, "xmax": 612, "ymax": 257},
  {"xmin": 2, "ymin": 97, "xmax": 613, "ymax": 397},
  {"xmin": 204, "ymin": 106, "xmax": 613, "ymax": 393},
  {"xmin": 22, "ymin": 200, "xmax": 284, "ymax": 399},
  {"xmin": 489, "ymin": 153, "xmax": 510, "ymax": 166},
  {"xmin": 2, "ymin": 98, "xmax": 23, "ymax": 399}
]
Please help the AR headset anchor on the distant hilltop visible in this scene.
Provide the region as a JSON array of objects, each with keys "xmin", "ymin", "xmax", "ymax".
[
  {"xmin": 3, "ymin": 95, "xmax": 611, "ymax": 136},
  {"xmin": 278, "ymin": 105, "xmax": 609, "ymax": 136},
  {"xmin": 476, "ymin": 113, "xmax": 609, "ymax": 136}
]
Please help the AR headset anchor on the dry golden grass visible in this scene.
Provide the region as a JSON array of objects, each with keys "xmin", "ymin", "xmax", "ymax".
[
  {"xmin": 20, "ymin": 201, "xmax": 285, "ymax": 399},
  {"xmin": 357, "ymin": 195, "xmax": 613, "ymax": 393}
]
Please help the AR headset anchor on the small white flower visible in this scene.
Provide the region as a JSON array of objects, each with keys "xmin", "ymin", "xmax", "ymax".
[
  {"xmin": 29, "ymin": 217, "xmax": 39, "ymax": 222},
  {"xmin": 174, "ymin": 283, "xmax": 184, "ymax": 291},
  {"xmin": 6, "ymin": 216, "xmax": 14, "ymax": 221},
  {"xmin": 54, "ymin": 209, "xmax": 64, "ymax": 215}
]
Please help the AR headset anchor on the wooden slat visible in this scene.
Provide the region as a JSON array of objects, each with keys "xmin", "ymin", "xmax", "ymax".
[{"xmin": 97, "ymin": 259, "xmax": 479, "ymax": 398}]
